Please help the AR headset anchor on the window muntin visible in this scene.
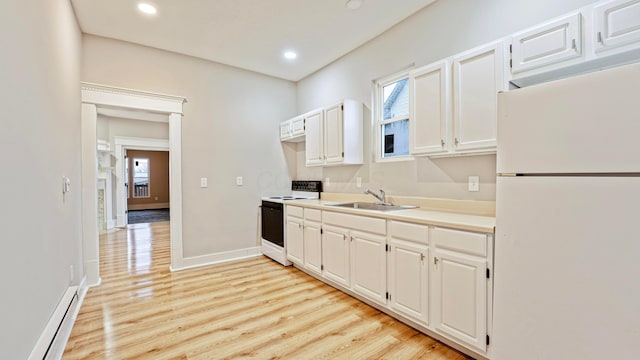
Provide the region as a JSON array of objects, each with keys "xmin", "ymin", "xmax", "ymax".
[{"xmin": 376, "ymin": 76, "xmax": 410, "ymax": 160}]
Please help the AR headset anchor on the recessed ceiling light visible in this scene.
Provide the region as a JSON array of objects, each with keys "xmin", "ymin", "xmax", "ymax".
[
  {"xmin": 284, "ymin": 51, "xmax": 297, "ymax": 60},
  {"xmin": 137, "ymin": 3, "xmax": 157, "ymax": 15},
  {"xmin": 345, "ymin": 0, "xmax": 363, "ymax": 10}
]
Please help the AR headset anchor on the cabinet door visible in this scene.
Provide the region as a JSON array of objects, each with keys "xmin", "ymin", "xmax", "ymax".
[
  {"xmin": 388, "ymin": 239, "xmax": 429, "ymax": 325},
  {"xmin": 511, "ymin": 12, "xmax": 582, "ymax": 74},
  {"xmin": 410, "ymin": 60, "xmax": 449, "ymax": 155},
  {"xmin": 305, "ymin": 110, "xmax": 324, "ymax": 166},
  {"xmin": 350, "ymin": 231, "xmax": 387, "ymax": 305},
  {"xmin": 286, "ymin": 217, "xmax": 304, "ymax": 265},
  {"xmin": 290, "ymin": 116, "xmax": 305, "ymax": 137},
  {"xmin": 321, "ymin": 225, "xmax": 350, "ymax": 287},
  {"xmin": 324, "ymin": 103, "xmax": 344, "ymax": 164},
  {"xmin": 432, "ymin": 248, "xmax": 487, "ymax": 353},
  {"xmin": 280, "ymin": 120, "xmax": 291, "ymax": 140},
  {"xmin": 303, "ymin": 221, "xmax": 322, "ymax": 275},
  {"xmin": 453, "ymin": 41, "xmax": 505, "ymax": 152},
  {"xmin": 594, "ymin": 0, "xmax": 640, "ymax": 53}
]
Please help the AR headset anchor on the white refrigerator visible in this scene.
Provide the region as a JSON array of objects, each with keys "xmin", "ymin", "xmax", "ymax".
[{"xmin": 493, "ymin": 63, "xmax": 640, "ymax": 360}]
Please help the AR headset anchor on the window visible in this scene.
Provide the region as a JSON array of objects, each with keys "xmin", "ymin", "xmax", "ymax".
[
  {"xmin": 132, "ymin": 158, "xmax": 150, "ymax": 198},
  {"xmin": 376, "ymin": 75, "xmax": 410, "ymax": 159}
]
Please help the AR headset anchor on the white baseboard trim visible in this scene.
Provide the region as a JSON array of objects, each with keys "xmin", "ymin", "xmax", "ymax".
[
  {"xmin": 128, "ymin": 203, "xmax": 170, "ymax": 211},
  {"xmin": 28, "ymin": 285, "xmax": 79, "ymax": 360},
  {"xmin": 170, "ymin": 246, "xmax": 262, "ymax": 272}
]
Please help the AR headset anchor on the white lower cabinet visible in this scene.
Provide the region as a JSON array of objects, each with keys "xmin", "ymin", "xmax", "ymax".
[
  {"xmin": 285, "ymin": 208, "xmax": 493, "ymax": 358},
  {"xmin": 321, "ymin": 224, "xmax": 351, "ymax": 287},
  {"xmin": 303, "ymin": 220, "xmax": 322, "ymax": 275},
  {"xmin": 431, "ymin": 227, "xmax": 489, "ymax": 353},
  {"xmin": 350, "ymin": 231, "xmax": 387, "ymax": 305},
  {"xmin": 285, "ymin": 209, "xmax": 304, "ymax": 266},
  {"xmin": 388, "ymin": 238, "xmax": 429, "ymax": 324}
]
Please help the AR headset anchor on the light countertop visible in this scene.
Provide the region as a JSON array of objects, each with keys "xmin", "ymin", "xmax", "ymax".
[{"xmin": 286, "ymin": 199, "xmax": 496, "ymax": 234}]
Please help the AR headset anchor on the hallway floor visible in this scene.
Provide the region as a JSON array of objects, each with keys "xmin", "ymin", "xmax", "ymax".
[{"xmin": 63, "ymin": 221, "xmax": 469, "ymax": 359}]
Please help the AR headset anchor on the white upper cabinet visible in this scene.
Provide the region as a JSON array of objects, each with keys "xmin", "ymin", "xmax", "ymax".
[
  {"xmin": 510, "ymin": 12, "xmax": 583, "ymax": 74},
  {"xmin": 280, "ymin": 115, "xmax": 305, "ymax": 142},
  {"xmin": 280, "ymin": 120, "xmax": 291, "ymax": 140},
  {"xmin": 324, "ymin": 103, "xmax": 344, "ymax": 164},
  {"xmin": 452, "ymin": 41, "xmax": 506, "ymax": 152},
  {"xmin": 304, "ymin": 109, "xmax": 324, "ymax": 166},
  {"xmin": 594, "ymin": 0, "xmax": 640, "ymax": 53},
  {"xmin": 304, "ymin": 99, "xmax": 363, "ymax": 167},
  {"xmin": 410, "ymin": 60, "xmax": 450, "ymax": 155}
]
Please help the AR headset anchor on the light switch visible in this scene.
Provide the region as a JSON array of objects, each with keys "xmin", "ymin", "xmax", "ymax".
[
  {"xmin": 356, "ymin": 177, "xmax": 362, "ymax": 188},
  {"xmin": 200, "ymin": 177, "xmax": 208, "ymax": 188},
  {"xmin": 468, "ymin": 176, "xmax": 479, "ymax": 192},
  {"xmin": 236, "ymin": 176, "xmax": 243, "ymax": 186}
]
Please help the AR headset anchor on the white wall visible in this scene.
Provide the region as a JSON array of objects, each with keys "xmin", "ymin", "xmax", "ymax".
[
  {"xmin": 83, "ymin": 35, "xmax": 297, "ymax": 258},
  {"xmin": 0, "ymin": 0, "xmax": 83, "ymax": 358},
  {"xmin": 296, "ymin": 0, "xmax": 598, "ymax": 201},
  {"xmin": 97, "ymin": 115, "xmax": 170, "ymax": 146}
]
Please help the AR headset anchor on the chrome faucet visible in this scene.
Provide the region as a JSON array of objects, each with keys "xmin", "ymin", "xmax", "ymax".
[{"xmin": 364, "ymin": 188, "xmax": 390, "ymax": 205}]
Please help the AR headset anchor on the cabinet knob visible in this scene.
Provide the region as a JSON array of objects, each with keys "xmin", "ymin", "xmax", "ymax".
[
  {"xmin": 434, "ymin": 257, "xmax": 439, "ymax": 265},
  {"xmin": 441, "ymin": 139, "xmax": 445, "ymax": 147},
  {"xmin": 597, "ymin": 32, "xmax": 603, "ymax": 44},
  {"xmin": 571, "ymin": 38, "xmax": 577, "ymax": 50},
  {"xmin": 454, "ymin": 138, "xmax": 459, "ymax": 146}
]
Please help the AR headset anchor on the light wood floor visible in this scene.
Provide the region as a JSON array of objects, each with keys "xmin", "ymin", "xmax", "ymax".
[{"xmin": 64, "ymin": 221, "xmax": 470, "ymax": 359}]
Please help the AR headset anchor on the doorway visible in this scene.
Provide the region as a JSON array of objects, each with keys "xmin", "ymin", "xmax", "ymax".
[{"xmin": 81, "ymin": 83, "xmax": 186, "ymax": 286}]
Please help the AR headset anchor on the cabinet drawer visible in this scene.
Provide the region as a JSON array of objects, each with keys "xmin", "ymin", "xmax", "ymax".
[
  {"xmin": 390, "ymin": 221, "xmax": 428, "ymax": 244},
  {"xmin": 286, "ymin": 205, "xmax": 303, "ymax": 218},
  {"xmin": 431, "ymin": 227, "xmax": 487, "ymax": 256},
  {"xmin": 304, "ymin": 208, "xmax": 322, "ymax": 222},
  {"xmin": 322, "ymin": 211, "xmax": 386, "ymax": 235}
]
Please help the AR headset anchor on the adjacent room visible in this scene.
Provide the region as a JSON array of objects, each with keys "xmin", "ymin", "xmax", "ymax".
[{"xmin": 2, "ymin": 0, "xmax": 638, "ymax": 359}]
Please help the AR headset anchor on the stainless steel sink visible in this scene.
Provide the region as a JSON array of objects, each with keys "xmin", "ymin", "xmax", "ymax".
[{"xmin": 328, "ymin": 202, "xmax": 417, "ymax": 211}]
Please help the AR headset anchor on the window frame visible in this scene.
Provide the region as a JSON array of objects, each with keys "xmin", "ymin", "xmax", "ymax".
[
  {"xmin": 374, "ymin": 72, "xmax": 414, "ymax": 163},
  {"xmin": 132, "ymin": 157, "xmax": 151, "ymax": 199}
]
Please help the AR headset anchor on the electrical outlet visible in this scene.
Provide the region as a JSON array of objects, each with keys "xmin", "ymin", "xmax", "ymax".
[
  {"xmin": 236, "ymin": 176, "xmax": 243, "ymax": 186},
  {"xmin": 468, "ymin": 176, "xmax": 480, "ymax": 192},
  {"xmin": 325, "ymin": 177, "xmax": 331, "ymax": 187},
  {"xmin": 356, "ymin": 177, "xmax": 362, "ymax": 188},
  {"xmin": 200, "ymin": 177, "xmax": 208, "ymax": 188},
  {"xmin": 69, "ymin": 265, "xmax": 74, "ymax": 283}
]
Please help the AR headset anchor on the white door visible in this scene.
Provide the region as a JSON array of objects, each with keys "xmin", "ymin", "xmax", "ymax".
[
  {"xmin": 388, "ymin": 238, "xmax": 429, "ymax": 324},
  {"xmin": 324, "ymin": 103, "xmax": 344, "ymax": 164},
  {"xmin": 305, "ymin": 110, "xmax": 324, "ymax": 166},
  {"xmin": 303, "ymin": 221, "xmax": 322, "ymax": 275},
  {"xmin": 493, "ymin": 176, "xmax": 640, "ymax": 360},
  {"xmin": 594, "ymin": 0, "xmax": 640, "ymax": 53},
  {"xmin": 453, "ymin": 41, "xmax": 505, "ymax": 151},
  {"xmin": 285, "ymin": 217, "xmax": 304, "ymax": 265},
  {"xmin": 510, "ymin": 12, "xmax": 582, "ymax": 74},
  {"xmin": 410, "ymin": 60, "xmax": 449, "ymax": 155},
  {"xmin": 321, "ymin": 225, "xmax": 350, "ymax": 287},
  {"xmin": 432, "ymin": 247, "xmax": 487, "ymax": 353},
  {"xmin": 350, "ymin": 231, "xmax": 387, "ymax": 305}
]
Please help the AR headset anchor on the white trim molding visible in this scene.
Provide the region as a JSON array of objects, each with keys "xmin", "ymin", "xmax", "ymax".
[
  {"xmin": 171, "ymin": 247, "xmax": 263, "ymax": 272},
  {"xmin": 81, "ymin": 83, "xmax": 186, "ymax": 285}
]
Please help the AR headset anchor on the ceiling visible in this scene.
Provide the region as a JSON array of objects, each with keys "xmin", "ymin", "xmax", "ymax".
[{"xmin": 71, "ymin": 0, "xmax": 436, "ymax": 82}]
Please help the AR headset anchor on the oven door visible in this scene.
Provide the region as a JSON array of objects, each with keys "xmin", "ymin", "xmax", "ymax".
[{"xmin": 261, "ymin": 201, "xmax": 284, "ymax": 247}]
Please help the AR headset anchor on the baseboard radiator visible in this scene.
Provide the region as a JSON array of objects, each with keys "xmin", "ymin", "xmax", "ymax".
[{"xmin": 29, "ymin": 286, "xmax": 79, "ymax": 360}]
